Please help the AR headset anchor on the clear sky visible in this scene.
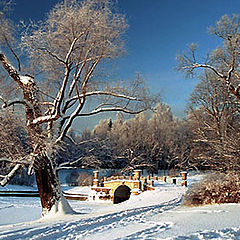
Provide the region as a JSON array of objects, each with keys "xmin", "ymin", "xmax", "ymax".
[{"xmin": 11, "ymin": 0, "xmax": 240, "ymax": 118}]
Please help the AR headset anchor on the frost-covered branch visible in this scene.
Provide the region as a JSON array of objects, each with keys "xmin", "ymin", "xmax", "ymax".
[
  {"xmin": 0, "ymin": 164, "xmax": 21, "ymax": 187},
  {"xmin": 56, "ymin": 157, "xmax": 83, "ymax": 171},
  {"xmin": 64, "ymin": 90, "xmax": 142, "ymax": 111},
  {"xmin": 3, "ymin": 35, "xmax": 21, "ymax": 72},
  {"xmin": 1, "ymin": 99, "xmax": 33, "ymax": 109},
  {"xmin": 64, "ymin": 37, "xmax": 78, "ymax": 64},
  {"xmin": 0, "ymin": 53, "xmax": 22, "ymax": 87},
  {"xmin": 182, "ymin": 63, "xmax": 224, "ymax": 79},
  {"xmin": 72, "ymin": 106, "xmax": 147, "ymax": 117},
  {"xmin": 184, "ymin": 62, "xmax": 240, "ymax": 101},
  {"xmin": 56, "ymin": 97, "xmax": 85, "ymax": 143},
  {"xmin": 45, "ymin": 38, "xmax": 80, "ymax": 123},
  {"xmin": 68, "ymin": 48, "xmax": 91, "ymax": 97},
  {"xmin": 0, "ymin": 96, "xmax": 7, "ymax": 106},
  {"xmin": 38, "ymin": 47, "xmax": 65, "ymax": 64},
  {"xmin": 178, "ymin": 44, "xmax": 239, "ymax": 101},
  {"xmin": 28, "ymin": 67, "xmax": 71, "ymax": 126}
]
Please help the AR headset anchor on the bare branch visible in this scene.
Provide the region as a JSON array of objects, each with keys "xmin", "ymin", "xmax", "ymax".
[
  {"xmin": 38, "ymin": 47, "xmax": 65, "ymax": 64},
  {"xmin": 56, "ymin": 97, "xmax": 85, "ymax": 143},
  {"xmin": 64, "ymin": 90, "xmax": 142, "ymax": 110},
  {"xmin": 1, "ymin": 99, "xmax": 34, "ymax": 109},
  {"xmin": 0, "ymin": 53, "xmax": 22, "ymax": 87},
  {"xmin": 183, "ymin": 63, "xmax": 224, "ymax": 79},
  {"xmin": 30, "ymin": 66, "xmax": 71, "ymax": 126},
  {"xmin": 0, "ymin": 95, "xmax": 7, "ymax": 106},
  {"xmin": 3, "ymin": 35, "xmax": 21, "ymax": 71},
  {"xmin": 68, "ymin": 35, "xmax": 90, "ymax": 97},
  {"xmin": 0, "ymin": 164, "xmax": 21, "ymax": 187},
  {"xmin": 56, "ymin": 157, "xmax": 83, "ymax": 171},
  {"xmin": 71, "ymin": 106, "xmax": 146, "ymax": 117},
  {"xmin": 65, "ymin": 37, "xmax": 78, "ymax": 64},
  {"xmin": 0, "ymin": 157, "xmax": 28, "ymax": 165}
]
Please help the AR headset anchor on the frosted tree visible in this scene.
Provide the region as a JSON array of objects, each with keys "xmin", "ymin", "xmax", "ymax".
[
  {"xmin": 187, "ymin": 67, "xmax": 240, "ymax": 171},
  {"xmin": 177, "ymin": 15, "xmax": 240, "ymax": 101},
  {"xmin": 0, "ymin": 0, "xmax": 152, "ymax": 216},
  {"xmin": 177, "ymin": 15, "xmax": 240, "ymax": 171}
]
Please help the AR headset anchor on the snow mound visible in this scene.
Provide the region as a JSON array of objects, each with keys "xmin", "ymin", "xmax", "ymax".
[{"xmin": 42, "ymin": 196, "xmax": 75, "ymax": 220}]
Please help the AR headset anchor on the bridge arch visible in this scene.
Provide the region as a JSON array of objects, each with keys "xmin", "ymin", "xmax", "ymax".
[
  {"xmin": 91, "ymin": 170, "xmax": 156, "ymax": 203},
  {"xmin": 113, "ymin": 185, "xmax": 131, "ymax": 204}
]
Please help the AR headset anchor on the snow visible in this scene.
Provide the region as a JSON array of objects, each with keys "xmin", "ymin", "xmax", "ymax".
[
  {"xmin": 0, "ymin": 175, "xmax": 240, "ymax": 239},
  {"xmin": 42, "ymin": 196, "xmax": 76, "ymax": 221},
  {"xmin": 19, "ymin": 75, "xmax": 33, "ymax": 85}
]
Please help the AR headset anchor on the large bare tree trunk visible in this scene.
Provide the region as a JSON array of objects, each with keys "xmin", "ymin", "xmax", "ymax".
[{"xmin": 34, "ymin": 153, "xmax": 62, "ymax": 215}]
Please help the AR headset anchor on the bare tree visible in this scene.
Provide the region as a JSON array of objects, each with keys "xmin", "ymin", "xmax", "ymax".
[
  {"xmin": 177, "ymin": 14, "xmax": 240, "ymax": 171},
  {"xmin": 0, "ymin": 110, "xmax": 30, "ymax": 186},
  {"xmin": 187, "ymin": 70, "xmax": 240, "ymax": 171},
  {"xmin": 0, "ymin": 0, "xmax": 152, "ymax": 216},
  {"xmin": 177, "ymin": 15, "xmax": 240, "ymax": 100}
]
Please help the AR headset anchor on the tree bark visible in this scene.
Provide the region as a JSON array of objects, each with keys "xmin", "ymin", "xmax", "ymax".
[{"xmin": 34, "ymin": 152, "xmax": 62, "ymax": 215}]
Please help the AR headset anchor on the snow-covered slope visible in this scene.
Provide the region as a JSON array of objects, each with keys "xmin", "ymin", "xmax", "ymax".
[{"xmin": 0, "ymin": 178, "xmax": 240, "ymax": 239}]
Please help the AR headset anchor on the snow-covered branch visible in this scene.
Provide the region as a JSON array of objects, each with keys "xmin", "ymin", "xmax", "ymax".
[
  {"xmin": 29, "ymin": 38, "xmax": 80, "ymax": 126},
  {"xmin": 40, "ymin": 101, "xmax": 55, "ymax": 106},
  {"xmin": 71, "ymin": 90, "xmax": 141, "ymax": 103},
  {"xmin": 0, "ymin": 164, "xmax": 21, "ymax": 187},
  {"xmin": 46, "ymin": 37, "xmax": 80, "ymax": 122},
  {"xmin": 0, "ymin": 96, "xmax": 7, "ymax": 106},
  {"xmin": 38, "ymin": 47, "xmax": 65, "ymax": 64},
  {"xmin": 1, "ymin": 99, "xmax": 34, "ymax": 110},
  {"xmin": 181, "ymin": 60, "xmax": 240, "ymax": 100},
  {"xmin": 183, "ymin": 63, "xmax": 224, "ymax": 79},
  {"xmin": 0, "ymin": 53, "xmax": 35, "ymax": 88},
  {"xmin": 56, "ymin": 157, "xmax": 83, "ymax": 171},
  {"xmin": 29, "ymin": 67, "xmax": 71, "ymax": 126},
  {"xmin": 71, "ymin": 106, "xmax": 146, "ymax": 117},
  {"xmin": 65, "ymin": 37, "xmax": 78, "ymax": 64},
  {"xmin": 68, "ymin": 48, "xmax": 91, "ymax": 97},
  {"xmin": 29, "ymin": 114, "xmax": 59, "ymax": 125},
  {"xmin": 3, "ymin": 35, "xmax": 21, "ymax": 72},
  {"xmin": 0, "ymin": 53, "xmax": 22, "ymax": 87},
  {"xmin": 0, "ymin": 156, "xmax": 30, "ymax": 165},
  {"xmin": 56, "ymin": 97, "xmax": 85, "ymax": 143},
  {"xmin": 56, "ymin": 57, "xmax": 103, "ymax": 142},
  {"xmin": 64, "ymin": 90, "xmax": 142, "ymax": 112}
]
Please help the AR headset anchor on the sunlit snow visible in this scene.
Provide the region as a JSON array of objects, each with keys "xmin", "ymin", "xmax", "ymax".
[{"xmin": 0, "ymin": 175, "xmax": 240, "ymax": 239}]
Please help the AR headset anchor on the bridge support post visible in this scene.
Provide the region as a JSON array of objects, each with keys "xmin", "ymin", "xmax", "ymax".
[
  {"xmin": 133, "ymin": 170, "xmax": 142, "ymax": 191},
  {"xmin": 134, "ymin": 170, "xmax": 141, "ymax": 180},
  {"xmin": 150, "ymin": 180, "xmax": 154, "ymax": 187},
  {"xmin": 143, "ymin": 177, "xmax": 147, "ymax": 191},
  {"xmin": 93, "ymin": 170, "xmax": 99, "ymax": 187},
  {"xmin": 181, "ymin": 171, "xmax": 187, "ymax": 187}
]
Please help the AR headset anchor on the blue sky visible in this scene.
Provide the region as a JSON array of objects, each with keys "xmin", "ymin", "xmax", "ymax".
[{"xmin": 12, "ymin": 0, "xmax": 240, "ymax": 118}]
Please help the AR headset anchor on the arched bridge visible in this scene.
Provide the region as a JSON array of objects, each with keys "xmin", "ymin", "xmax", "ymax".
[{"xmin": 90, "ymin": 170, "xmax": 155, "ymax": 204}]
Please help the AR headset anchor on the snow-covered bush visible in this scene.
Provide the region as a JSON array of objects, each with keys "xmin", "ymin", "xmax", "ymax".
[
  {"xmin": 77, "ymin": 172, "xmax": 93, "ymax": 186},
  {"xmin": 183, "ymin": 172, "xmax": 240, "ymax": 206}
]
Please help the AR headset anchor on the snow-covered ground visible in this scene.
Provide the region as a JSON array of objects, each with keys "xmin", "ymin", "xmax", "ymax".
[{"xmin": 0, "ymin": 175, "xmax": 240, "ymax": 239}]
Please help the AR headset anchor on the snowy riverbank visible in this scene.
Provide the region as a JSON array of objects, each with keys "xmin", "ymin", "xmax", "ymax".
[{"xmin": 0, "ymin": 175, "xmax": 240, "ymax": 239}]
